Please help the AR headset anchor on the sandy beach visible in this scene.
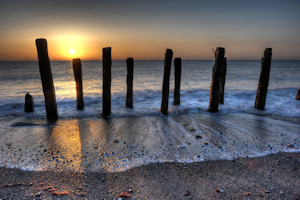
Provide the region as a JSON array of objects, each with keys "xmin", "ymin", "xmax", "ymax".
[
  {"xmin": 0, "ymin": 112, "xmax": 299, "ymax": 199},
  {"xmin": 1, "ymin": 152, "xmax": 300, "ymax": 199}
]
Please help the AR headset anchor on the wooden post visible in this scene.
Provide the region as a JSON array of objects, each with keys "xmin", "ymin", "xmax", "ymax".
[
  {"xmin": 208, "ymin": 47, "xmax": 225, "ymax": 113},
  {"xmin": 25, "ymin": 92, "xmax": 34, "ymax": 112},
  {"xmin": 173, "ymin": 58, "xmax": 181, "ymax": 105},
  {"xmin": 126, "ymin": 58, "xmax": 134, "ymax": 108},
  {"xmin": 161, "ymin": 49, "xmax": 173, "ymax": 115},
  {"xmin": 35, "ymin": 38, "xmax": 58, "ymax": 120},
  {"xmin": 219, "ymin": 58, "xmax": 227, "ymax": 104},
  {"xmin": 102, "ymin": 47, "xmax": 112, "ymax": 116},
  {"xmin": 296, "ymin": 90, "xmax": 300, "ymax": 100},
  {"xmin": 72, "ymin": 58, "xmax": 84, "ymax": 110},
  {"xmin": 254, "ymin": 48, "xmax": 272, "ymax": 110}
]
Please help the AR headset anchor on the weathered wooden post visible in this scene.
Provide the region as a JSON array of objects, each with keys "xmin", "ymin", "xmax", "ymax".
[
  {"xmin": 102, "ymin": 47, "xmax": 112, "ymax": 116},
  {"xmin": 173, "ymin": 58, "xmax": 181, "ymax": 105},
  {"xmin": 208, "ymin": 47, "xmax": 225, "ymax": 113},
  {"xmin": 35, "ymin": 38, "xmax": 58, "ymax": 120},
  {"xmin": 254, "ymin": 48, "xmax": 272, "ymax": 110},
  {"xmin": 161, "ymin": 49, "xmax": 173, "ymax": 115},
  {"xmin": 25, "ymin": 93, "xmax": 34, "ymax": 112},
  {"xmin": 126, "ymin": 58, "xmax": 134, "ymax": 108},
  {"xmin": 219, "ymin": 58, "xmax": 227, "ymax": 104},
  {"xmin": 72, "ymin": 58, "xmax": 84, "ymax": 110},
  {"xmin": 295, "ymin": 90, "xmax": 300, "ymax": 100}
]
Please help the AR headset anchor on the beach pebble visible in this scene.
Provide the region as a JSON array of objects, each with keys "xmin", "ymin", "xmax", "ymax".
[
  {"xmin": 178, "ymin": 145, "xmax": 187, "ymax": 149},
  {"xmin": 280, "ymin": 191, "xmax": 284, "ymax": 195},
  {"xmin": 195, "ymin": 135, "xmax": 202, "ymax": 139},
  {"xmin": 183, "ymin": 190, "xmax": 191, "ymax": 196},
  {"xmin": 215, "ymin": 189, "xmax": 225, "ymax": 193},
  {"xmin": 190, "ymin": 129, "xmax": 196, "ymax": 132},
  {"xmin": 287, "ymin": 144, "xmax": 294, "ymax": 148}
]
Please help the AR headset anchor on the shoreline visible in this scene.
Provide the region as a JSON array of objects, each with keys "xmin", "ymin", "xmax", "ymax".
[
  {"xmin": 1, "ymin": 113, "xmax": 299, "ymax": 173},
  {"xmin": 1, "ymin": 152, "xmax": 299, "ymax": 199}
]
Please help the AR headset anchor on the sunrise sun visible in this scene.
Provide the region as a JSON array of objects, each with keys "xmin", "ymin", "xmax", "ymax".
[{"xmin": 70, "ymin": 49, "xmax": 75, "ymax": 54}]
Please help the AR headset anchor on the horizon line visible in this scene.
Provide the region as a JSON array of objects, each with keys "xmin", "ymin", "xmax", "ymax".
[{"xmin": 1, "ymin": 59, "xmax": 300, "ymax": 62}]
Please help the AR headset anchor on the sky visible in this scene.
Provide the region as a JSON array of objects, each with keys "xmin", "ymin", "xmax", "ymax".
[{"xmin": 0, "ymin": 0, "xmax": 299, "ymax": 61}]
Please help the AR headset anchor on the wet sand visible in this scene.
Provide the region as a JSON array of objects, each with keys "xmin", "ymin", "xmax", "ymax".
[{"xmin": 0, "ymin": 113, "xmax": 299, "ymax": 172}]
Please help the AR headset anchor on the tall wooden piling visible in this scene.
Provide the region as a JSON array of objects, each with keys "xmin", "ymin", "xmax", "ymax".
[
  {"xmin": 72, "ymin": 58, "xmax": 84, "ymax": 110},
  {"xmin": 173, "ymin": 58, "xmax": 181, "ymax": 105},
  {"xmin": 102, "ymin": 47, "xmax": 112, "ymax": 116},
  {"xmin": 161, "ymin": 49, "xmax": 173, "ymax": 115},
  {"xmin": 208, "ymin": 47, "xmax": 225, "ymax": 113},
  {"xmin": 296, "ymin": 90, "xmax": 300, "ymax": 100},
  {"xmin": 35, "ymin": 38, "xmax": 58, "ymax": 120},
  {"xmin": 126, "ymin": 58, "xmax": 134, "ymax": 108},
  {"xmin": 219, "ymin": 58, "xmax": 227, "ymax": 104},
  {"xmin": 254, "ymin": 48, "xmax": 272, "ymax": 110}
]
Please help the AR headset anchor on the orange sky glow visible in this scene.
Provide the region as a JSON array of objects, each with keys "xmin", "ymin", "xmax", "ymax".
[{"xmin": 0, "ymin": 1, "xmax": 299, "ymax": 61}]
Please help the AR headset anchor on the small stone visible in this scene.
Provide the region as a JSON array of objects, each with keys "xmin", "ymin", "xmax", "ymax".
[
  {"xmin": 114, "ymin": 140, "xmax": 119, "ymax": 143},
  {"xmin": 215, "ymin": 189, "xmax": 225, "ymax": 193},
  {"xmin": 287, "ymin": 144, "xmax": 294, "ymax": 148},
  {"xmin": 190, "ymin": 129, "xmax": 196, "ymax": 132},
  {"xmin": 195, "ymin": 135, "xmax": 202, "ymax": 139},
  {"xmin": 36, "ymin": 192, "xmax": 42, "ymax": 197},
  {"xmin": 178, "ymin": 145, "xmax": 187, "ymax": 149},
  {"xmin": 183, "ymin": 190, "xmax": 191, "ymax": 196},
  {"xmin": 280, "ymin": 191, "xmax": 284, "ymax": 195}
]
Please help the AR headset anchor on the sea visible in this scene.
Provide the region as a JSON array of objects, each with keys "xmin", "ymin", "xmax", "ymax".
[
  {"xmin": 0, "ymin": 60, "xmax": 299, "ymax": 119},
  {"xmin": 0, "ymin": 60, "xmax": 299, "ymax": 172}
]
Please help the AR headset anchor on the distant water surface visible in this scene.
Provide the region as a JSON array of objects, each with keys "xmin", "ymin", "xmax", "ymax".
[{"xmin": 0, "ymin": 60, "xmax": 299, "ymax": 119}]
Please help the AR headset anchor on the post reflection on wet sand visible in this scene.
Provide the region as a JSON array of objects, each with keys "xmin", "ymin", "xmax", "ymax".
[{"xmin": 45, "ymin": 119, "xmax": 83, "ymax": 171}]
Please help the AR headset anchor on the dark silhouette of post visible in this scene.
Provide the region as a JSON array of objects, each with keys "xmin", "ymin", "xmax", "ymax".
[
  {"xmin": 173, "ymin": 58, "xmax": 181, "ymax": 105},
  {"xmin": 102, "ymin": 47, "xmax": 112, "ymax": 116},
  {"xmin": 25, "ymin": 93, "xmax": 34, "ymax": 112},
  {"xmin": 35, "ymin": 38, "xmax": 58, "ymax": 120},
  {"xmin": 126, "ymin": 58, "xmax": 134, "ymax": 108},
  {"xmin": 208, "ymin": 47, "xmax": 225, "ymax": 113},
  {"xmin": 296, "ymin": 90, "xmax": 300, "ymax": 100},
  {"xmin": 219, "ymin": 58, "xmax": 227, "ymax": 104},
  {"xmin": 254, "ymin": 48, "xmax": 272, "ymax": 110},
  {"xmin": 161, "ymin": 49, "xmax": 173, "ymax": 115},
  {"xmin": 72, "ymin": 58, "xmax": 84, "ymax": 110}
]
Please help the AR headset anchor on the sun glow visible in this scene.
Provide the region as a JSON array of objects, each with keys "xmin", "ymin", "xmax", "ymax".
[
  {"xmin": 51, "ymin": 35, "xmax": 86, "ymax": 59},
  {"xmin": 70, "ymin": 49, "xmax": 75, "ymax": 54}
]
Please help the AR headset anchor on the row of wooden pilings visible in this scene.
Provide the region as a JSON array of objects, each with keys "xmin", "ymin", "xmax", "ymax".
[{"xmin": 35, "ymin": 38, "xmax": 276, "ymax": 120}]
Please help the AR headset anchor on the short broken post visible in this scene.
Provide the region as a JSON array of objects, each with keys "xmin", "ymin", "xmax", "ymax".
[
  {"xmin": 296, "ymin": 90, "xmax": 300, "ymax": 100},
  {"xmin": 72, "ymin": 58, "xmax": 84, "ymax": 110},
  {"xmin": 161, "ymin": 49, "xmax": 173, "ymax": 115},
  {"xmin": 173, "ymin": 58, "xmax": 181, "ymax": 105},
  {"xmin": 219, "ymin": 58, "xmax": 227, "ymax": 104},
  {"xmin": 126, "ymin": 58, "xmax": 134, "ymax": 108},
  {"xmin": 25, "ymin": 93, "xmax": 34, "ymax": 112},
  {"xmin": 208, "ymin": 47, "xmax": 225, "ymax": 113},
  {"xmin": 35, "ymin": 38, "xmax": 58, "ymax": 120},
  {"xmin": 102, "ymin": 47, "xmax": 112, "ymax": 116},
  {"xmin": 254, "ymin": 48, "xmax": 272, "ymax": 110}
]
